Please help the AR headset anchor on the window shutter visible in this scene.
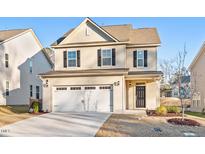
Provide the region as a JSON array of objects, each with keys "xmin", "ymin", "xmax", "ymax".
[
  {"xmin": 63, "ymin": 51, "xmax": 67, "ymax": 68},
  {"xmin": 144, "ymin": 50, "xmax": 148, "ymax": 67},
  {"xmin": 112, "ymin": 48, "xmax": 116, "ymax": 66},
  {"xmin": 77, "ymin": 50, "xmax": 80, "ymax": 67},
  {"xmin": 97, "ymin": 49, "xmax": 101, "ymax": 66},
  {"xmin": 133, "ymin": 51, "xmax": 137, "ymax": 67}
]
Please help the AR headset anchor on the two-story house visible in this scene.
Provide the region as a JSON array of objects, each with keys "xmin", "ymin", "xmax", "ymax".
[
  {"xmin": 40, "ymin": 18, "xmax": 162, "ymax": 113},
  {"xmin": 189, "ymin": 42, "xmax": 205, "ymax": 112},
  {"xmin": 0, "ymin": 29, "xmax": 53, "ymax": 106}
]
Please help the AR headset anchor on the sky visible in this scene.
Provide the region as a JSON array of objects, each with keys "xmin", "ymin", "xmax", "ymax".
[{"xmin": 0, "ymin": 17, "xmax": 205, "ymax": 67}]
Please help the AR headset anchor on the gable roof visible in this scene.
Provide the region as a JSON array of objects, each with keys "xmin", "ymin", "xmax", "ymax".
[
  {"xmin": 189, "ymin": 42, "xmax": 205, "ymax": 70},
  {"xmin": 103, "ymin": 25, "xmax": 160, "ymax": 45},
  {"xmin": 0, "ymin": 28, "xmax": 43, "ymax": 50},
  {"xmin": 56, "ymin": 18, "xmax": 119, "ymax": 46},
  {"xmin": 102, "ymin": 24, "xmax": 132, "ymax": 42},
  {"xmin": 51, "ymin": 18, "xmax": 161, "ymax": 47},
  {"xmin": 51, "ymin": 28, "xmax": 75, "ymax": 46},
  {"xmin": 129, "ymin": 28, "xmax": 160, "ymax": 45},
  {"xmin": 0, "ymin": 29, "xmax": 29, "ymax": 43}
]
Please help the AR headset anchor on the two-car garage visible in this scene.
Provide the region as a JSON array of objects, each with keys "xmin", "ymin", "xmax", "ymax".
[{"xmin": 52, "ymin": 85, "xmax": 113, "ymax": 112}]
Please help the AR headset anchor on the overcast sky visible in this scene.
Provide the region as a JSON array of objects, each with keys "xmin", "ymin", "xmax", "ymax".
[{"xmin": 0, "ymin": 17, "xmax": 205, "ymax": 67}]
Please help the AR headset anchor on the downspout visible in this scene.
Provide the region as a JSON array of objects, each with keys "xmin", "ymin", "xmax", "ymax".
[
  {"xmin": 122, "ymin": 75, "xmax": 124, "ymax": 112},
  {"xmin": 122, "ymin": 45, "xmax": 127, "ymax": 112}
]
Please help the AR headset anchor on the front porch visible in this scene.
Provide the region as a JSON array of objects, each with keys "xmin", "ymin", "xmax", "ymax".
[{"xmin": 125, "ymin": 71, "xmax": 162, "ymax": 111}]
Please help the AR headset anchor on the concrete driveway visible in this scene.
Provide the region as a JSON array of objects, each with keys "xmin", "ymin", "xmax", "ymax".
[{"xmin": 0, "ymin": 112, "xmax": 111, "ymax": 137}]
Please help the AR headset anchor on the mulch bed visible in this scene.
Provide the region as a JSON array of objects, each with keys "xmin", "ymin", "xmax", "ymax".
[
  {"xmin": 167, "ymin": 118, "xmax": 201, "ymax": 126},
  {"xmin": 151, "ymin": 113, "xmax": 181, "ymax": 117},
  {"xmin": 29, "ymin": 112, "xmax": 48, "ymax": 115},
  {"xmin": 147, "ymin": 110, "xmax": 181, "ymax": 117}
]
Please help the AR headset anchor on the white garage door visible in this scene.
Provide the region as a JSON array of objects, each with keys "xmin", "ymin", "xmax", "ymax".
[{"xmin": 53, "ymin": 85, "xmax": 112, "ymax": 112}]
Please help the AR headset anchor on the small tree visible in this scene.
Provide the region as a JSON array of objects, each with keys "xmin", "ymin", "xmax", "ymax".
[
  {"xmin": 160, "ymin": 59, "xmax": 175, "ymax": 84},
  {"xmin": 175, "ymin": 43, "xmax": 188, "ymax": 120}
]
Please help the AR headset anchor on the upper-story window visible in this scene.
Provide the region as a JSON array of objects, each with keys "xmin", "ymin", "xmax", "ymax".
[
  {"xmin": 63, "ymin": 50, "xmax": 80, "ymax": 68},
  {"xmin": 137, "ymin": 51, "xmax": 144, "ymax": 67},
  {"xmin": 29, "ymin": 60, "xmax": 33, "ymax": 73},
  {"xmin": 102, "ymin": 49, "xmax": 112, "ymax": 66},
  {"xmin": 97, "ymin": 48, "xmax": 116, "ymax": 67},
  {"xmin": 133, "ymin": 50, "xmax": 148, "ymax": 68},
  {"xmin": 5, "ymin": 53, "xmax": 9, "ymax": 68},
  {"xmin": 68, "ymin": 51, "xmax": 77, "ymax": 67}
]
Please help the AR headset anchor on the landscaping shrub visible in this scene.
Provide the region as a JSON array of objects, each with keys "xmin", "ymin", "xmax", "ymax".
[
  {"xmin": 166, "ymin": 106, "xmax": 180, "ymax": 113},
  {"xmin": 32, "ymin": 101, "xmax": 39, "ymax": 113},
  {"xmin": 156, "ymin": 106, "xmax": 167, "ymax": 116}
]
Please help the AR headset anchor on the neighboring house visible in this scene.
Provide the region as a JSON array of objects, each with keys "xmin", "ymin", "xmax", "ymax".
[
  {"xmin": 189, "ymin": 42, "xmax": 205, "ymax": 112},
  {"xmin": 40, "ymin": 18, "xmax": 162, "ymax": 113},
  {"xmin": 171, "ymin": 76, "xmax": 191, "ymax": 98},
  {"xmin": 160, "ymin": 83, "xmax": 172, "ymax": 97},
  {"xmin": 0, "ymin": 29, "xmax": 53, "ymax": 106}
]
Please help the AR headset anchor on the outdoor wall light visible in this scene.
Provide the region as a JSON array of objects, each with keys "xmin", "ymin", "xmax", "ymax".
[
  {"xmin": 114, "ymin": 81, "xmax": 120, "ymax": 86},
  {"xmin": 43, "ymin": 80, "xmax": 48, "ymax": 88}
]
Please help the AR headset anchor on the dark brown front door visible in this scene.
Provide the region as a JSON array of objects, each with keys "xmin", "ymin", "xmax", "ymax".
[{"xmin": 136, "ymin": 86, "xmax": 146, "ymax": 108}]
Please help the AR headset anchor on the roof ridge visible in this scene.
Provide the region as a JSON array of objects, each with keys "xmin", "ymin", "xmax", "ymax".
[
  {"xmin": 0, "ymin": 28, "xmax": 30, "ymax": 32},
  {"xmin": 101, "ymin": 24, "xmax": 132, "ymax": 27},
  {"xmin": 136, "ymin": 27, "xmax": 157, "ymax": 30}
]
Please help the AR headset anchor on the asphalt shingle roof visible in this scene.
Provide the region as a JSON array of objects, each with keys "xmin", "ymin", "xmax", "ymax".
[
  {"xmin": 51, "ymin": 23, "xmax": 161, "ymax": 46},
  {"xmin": 0, "ymin": 29, "xmax": 28, "ymax": 42}
]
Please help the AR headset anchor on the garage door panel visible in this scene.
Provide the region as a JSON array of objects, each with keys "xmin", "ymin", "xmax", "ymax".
[
  {"xmin": 53, "ymin": 85, "xmax": 112, "ymax": 112},
  {"xmin": 53, "ymin": 90, "xmax": 84, "ymax": 112},
  {"xmin": 96, "ymin": 90, "xmax": 111, "ymax": 112}
]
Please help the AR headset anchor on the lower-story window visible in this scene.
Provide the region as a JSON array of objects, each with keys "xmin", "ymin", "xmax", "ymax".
[
  {"xmin": 36, "ymin": 86, "xmax": 40, "ymax": 99},
  {"xmin": 30, "ymin": 85, "xmax": 33, "ymax": 97},
  {"xmin": 85, "ymin": 86, "xmax": 96, "ymax": 90},
  {"xmin": 70, "ymin": 87, "xmax": 81, "ymax": 90},
  {"xmin": 6, "ymin": 81, "xmax": 9, "ymax": 96}
]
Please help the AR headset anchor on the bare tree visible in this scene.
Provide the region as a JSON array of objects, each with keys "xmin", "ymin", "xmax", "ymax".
[
  {"xmin": 175, "ymin": 43, "xmax": 188, "ymax": 120},
  {"xmin": 160, "ymin": 58, "xmax": 175, "ymax": 84}
]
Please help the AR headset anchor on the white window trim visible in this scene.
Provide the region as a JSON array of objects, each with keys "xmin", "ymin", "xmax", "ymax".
[
  {"xmin": 137, "ymin": 50, "xmax": 144, "ymax": 68},
  {"xmin": 67, "ymin": 51, "xmax": 77, "ymax": 67},
  {"xmin": 101, "ymin": 49, "xmax": 112, "ymax": 66}
]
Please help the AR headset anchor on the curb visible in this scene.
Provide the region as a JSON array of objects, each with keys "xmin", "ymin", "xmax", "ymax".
[{"xmin": 185, "ymin": 114, "xmax": 205, "ymax": 121}]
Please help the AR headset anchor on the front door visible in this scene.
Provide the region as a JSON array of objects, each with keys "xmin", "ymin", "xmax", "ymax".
[{"xmin": 136, "ymin": 86, "xmax": 146, "ymax": 108}]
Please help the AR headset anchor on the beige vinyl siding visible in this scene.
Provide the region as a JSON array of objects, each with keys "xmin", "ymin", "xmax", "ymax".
[
  {"xmin": 126, "ymin": 80, "xmax": 160, "ymax": 110},
  {"xmin": 126, "ymin": 47, "xmax": 157, "ymax": 71},
  {"xmin": 60, "ymin": 21, "xmax": 113, "ymax": 44},
  {"xmin": 42, "ymin": 76, "xmax": 126, "ymax": 112},
  {"xmin": 54, "ymin": 45, "xmax": 126, "ymax": 70},
  {"xmin": 190, "ymin": 49, "xmax": 205, "ymax": 112}
]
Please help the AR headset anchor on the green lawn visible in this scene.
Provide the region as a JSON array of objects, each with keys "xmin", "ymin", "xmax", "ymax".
[{"xmin": 185, "ymin": 111, "xmax": 205, "ymax": 118}]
